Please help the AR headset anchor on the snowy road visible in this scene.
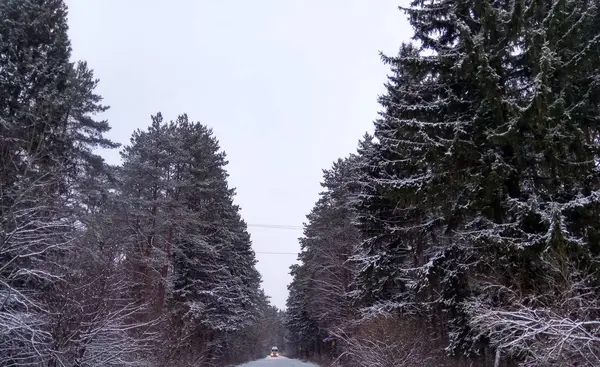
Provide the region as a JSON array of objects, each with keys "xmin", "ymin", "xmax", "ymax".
[{"xmin": 236, "ymin": 356, "xmax": 319, "ymax": 367}]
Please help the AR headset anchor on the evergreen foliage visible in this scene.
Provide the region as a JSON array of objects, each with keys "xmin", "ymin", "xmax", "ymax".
[
  {"xmin": 286, "ymin": 0, "xmax": 600, "ymax": 365},
  {"xmin": 0, "ymin": 1, "xmax": 275, "ymax": 365}
]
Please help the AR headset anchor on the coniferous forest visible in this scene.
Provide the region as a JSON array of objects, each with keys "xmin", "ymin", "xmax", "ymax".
[
  {"xmin": 0, "ymin": 0, "xmax": 285, "ymax": 365},
  {"xmin": 2, "ymin": 0, "xmax": 600, "ymax": 366},
  {"xmin": 286, "ymin": 0, "xmax": 600, "ymax": 366}
]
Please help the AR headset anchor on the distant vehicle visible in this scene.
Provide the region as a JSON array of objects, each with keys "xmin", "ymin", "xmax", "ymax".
[{"xmin": 270, "ymin": 346, "xmax": 278, "ymax": 357}]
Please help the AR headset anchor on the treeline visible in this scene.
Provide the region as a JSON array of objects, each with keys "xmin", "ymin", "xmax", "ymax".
[
  {"xmin": 286, "ymin": 0, "xmax": 600, "ymax": 366},
  {"xmin": 0, "ymin": 1, "xmax": 279, "ymax": 366}
]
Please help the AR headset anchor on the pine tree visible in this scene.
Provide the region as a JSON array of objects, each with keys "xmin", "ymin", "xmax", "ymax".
[
  {"xmin": 302, "ymin": 157, "xmax": 360, "ymax": 329},
  {"xmin": 166, "ymin": 116, "xmax": 260, "ymax": 333},
  {"xmin": 0, "ymin": 0, "xmax": 116, "ymax": 196},
  {"xmin": 285, "ymin": 264, "xmax": 320, "ymax": 359},
  {"xmin": 0, "ymin": 0, "xmax": 118, "ymax": 363},
  {"xmin": 285, "ymin": 154, "xmax": 363, "ymax": 360},
  {"xmin": 118, "ymin": 113, "xmax": 173, "ymax": 315},
  {"xmin": 223, "ymin": 292, "xmax": 286, "ymax": 363},
  {"xmin": 118, "ymin": 113, "xmax": 263, "ymax": 365}
]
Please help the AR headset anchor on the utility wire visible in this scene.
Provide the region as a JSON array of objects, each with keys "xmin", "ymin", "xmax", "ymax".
[{"xmin": 246, "ymin": 224, "xmax": 302, "ymax": 255}]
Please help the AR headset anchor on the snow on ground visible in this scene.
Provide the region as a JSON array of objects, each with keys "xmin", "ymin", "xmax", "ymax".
[{"xmin": 236, "ymin": 355, "xmax": 319, "ymax": 367}]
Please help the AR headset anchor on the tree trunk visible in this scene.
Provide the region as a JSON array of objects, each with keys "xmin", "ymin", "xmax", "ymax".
[{"xmin": 157, "ymin": 226, "xmax": 173, "ymax": 309}]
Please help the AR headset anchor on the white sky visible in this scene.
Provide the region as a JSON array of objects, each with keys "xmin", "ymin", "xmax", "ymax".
[{"xmin": 65, "ymin": 0, "xmax": 411, "ymax": 310}]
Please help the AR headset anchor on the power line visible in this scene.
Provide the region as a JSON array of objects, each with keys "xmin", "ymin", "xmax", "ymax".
[{"xmin": 246, "ymin": 224, "xmax": 302, "ymax": 255}]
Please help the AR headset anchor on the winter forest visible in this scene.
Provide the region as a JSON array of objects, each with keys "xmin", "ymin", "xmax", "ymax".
[
  {"xmin": 1, "ymin": 0, "xmax": 600, "ymax": 366},
  {"xmin": 285, "ymin": 0, "xmax": 600, "ymax": 366},
  {"xmin": 0, "ymin": 0, "xmax": 285, "ymax": 365}
]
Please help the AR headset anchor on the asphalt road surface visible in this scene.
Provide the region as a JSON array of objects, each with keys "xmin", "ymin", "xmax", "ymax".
[{"xmin": 236, "ymin": 356, "xmax": 319, "ymax": 367}]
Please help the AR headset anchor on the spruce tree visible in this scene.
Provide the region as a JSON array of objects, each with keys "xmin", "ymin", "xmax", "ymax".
[
  {"xmin": 463, "ymin": 0, "xmax": 600, "ymax": 364},
  {"xmin": 354, "ymin": 0, "xmax": 524, "ymax": 356},
  {"xmin": 354, "ymin": 0, "xmax": 600, "ymax": 362}
]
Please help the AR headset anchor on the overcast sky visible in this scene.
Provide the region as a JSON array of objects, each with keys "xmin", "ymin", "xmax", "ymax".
[{"xmin": 64, "ymin": 0, "xmax": 411, "ymax": 310}]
